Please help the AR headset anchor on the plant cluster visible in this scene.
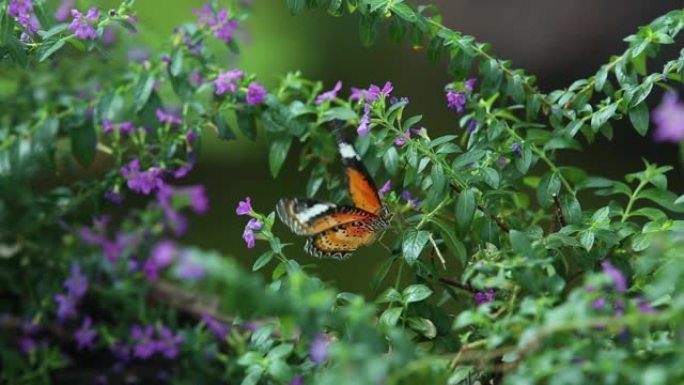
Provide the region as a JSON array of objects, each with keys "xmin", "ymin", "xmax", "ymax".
[{"xmin": 1, "ymin": 0, "xmax": 684, "ymax": 384}]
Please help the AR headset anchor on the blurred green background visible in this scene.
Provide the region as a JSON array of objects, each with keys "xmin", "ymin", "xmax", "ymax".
[{"xmin": 90, "ymin": 0, "xmax": 684, "ymax": 294}]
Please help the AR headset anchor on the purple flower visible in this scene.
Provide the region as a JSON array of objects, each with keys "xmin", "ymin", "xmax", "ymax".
[
  {"xmin": 173, "ymin": 162, "xmax": 194, "ymax": 179},
  {"xmin": 474, "ymin": 288, "xmax": 496, "ymax": 304},
  {"xmin": 18, "ymin": 337, "xmax": 35, "ymax": 355},
  {"xmin": 394, "ymin": 129, "xmax": 411, "ymax": 146},
  {"xmin": 511, "ymin": 142, "xmax": 523, "ymax": 157},
  {"xmin": 75, "ymin": 316, "xmax": 97, "ymax": 350},
  {"xmin": 214, "ymin": 70, "xmax": 243, "ymax": 95},
  {"xmin": 242, "ymin": 218, "xmax": 263, "ymax": 249},
  {"xmin": 128, "ymin": 47, "xmax": 149, "ymax": 62},
  {"xmin": 103, "ymin": 120, "xmax": 135, "ymax": 135},
  {"xmin": 120, "ymin": 159, "xmax": 164, "ymax": 195},
  {"xmin": 601, "ymin": 261, "xmax": 627, "ymax": 293},
  {"xmin": 246, "ymin": 82, "xmax": 267, "ymax": 105},
  {"xmin": 378, "ymin": 180, "xmax": 391, "ymax": 196},
  {"xmin": 350, "ymin": 87, "xmax": 367, "ymax": 101},
  {"xmin": 69, "ymin": 8, "xmax": 99, "ymax": 40},
  {"xmin": 309, "ymin": 334, "xmax": 329, "ymax": 364},
  {"xmin": 54, "ymin": 294, "xmax": 78, "ymax": 321},
  {"xmin": 155, "ymin": 108, "xmax": 182, "ymax": 125},
  {"xmin": 446, "ymin": 90, "xmax": 466, "ymax": 113},
  {"xmin": 401, "ymin": 190, "xmax": 421, "ymax": 208},
  {"xmin": 131, "ymin": 325, "xmax": 157, "ymax": 359},
  {"xmin": 8, "ymin": 0, "xmax": 40, "ymax": 39},
  {"xmin": 236, "ymin": 197, "xmax": 252, "ymax": 215},
  {"xmin": 201, "ymin": 314, "xmax": 230, "ymax": 341},
  {"xmin": 635, "ymin": 297, "xmax": 655, "ymax": 314},
  {"xmin": 591, "ymin": 297, "xmax": 606, "ymax": 309},
  {"xmin": 189, "ymin": 71, "xmax": 204, "ymax": 86},
  {"xmin": 367, "ymin": 81, "xmax": 393, "ymax": 102},
  {"xmin": 357, "ymin": 104, "xmax": 371, "ymax": 136},
  {"xmin": 156, "ymin": 327, "xmax": 184, "ymax": 359},
  {"xmin": 464, "ymin": 78, "xmax": 477, "ymax": 92},
  {"xmin": 466, "ymin": 119, "xmax": 477, "ymax": 134},
  {"xmin": 183, "ymin": 185, "xmax": 209, "ymax": 214},
  {"xmin": 194, "ymin": 4, "xmax": 214, "ymax": 25},
  {"xmin": 111, "ymin": 341, "xmax": 132, "ymax": 363},
  {"xmin": 64, "ymin": 263, "xmax": 88, "ymax": 299},
  {"xmin": 209, "ymin": 9, "xmax": 239, "ymax": 43},
  {"xmin": 316, "ymin": 81, "xmax": 342, "ymax": 105},
  {"xmin": 652, "ymin": 92, "xmax": 684, "ymax": 143},
  {"xmin": 55, "ymin": 0, "xmax": 75, "ymax": 22},
  {"xmin": 151, "ymin": 240, "xmax": 178, "ymax": 268},
  {"xmin": 289, "ymin": 376, "xmax": 304, "ymax": 385},
  {"xmin": 175, "ymin": 252, "xmax": 206, "ymax": 281}
]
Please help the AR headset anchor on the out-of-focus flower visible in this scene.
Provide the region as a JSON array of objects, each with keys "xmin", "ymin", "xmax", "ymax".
[
  {"xmin": 446, "ymin": 90, "xmax": 466, "ymax": 113},
  {"xmin": 474, "ymin": 288, "xmax": 496, "ymax": 304},
  {"xmin": 54, "ymin": 294, "xmax": 78, "ymax": 321},
  {"xmin": 55, "ymin": 0, "xmax": 75, "ymax": 22},
  {"xmin": 464, "ymin": 78, "xmax": 477, "ymax": 92},
  {"xmin": 466, "ymin": 119, "xmax": 477, "ymax": 134},
  {"xmin": 120, "ymin": 159, "xmax": 164, "ymax": 195},
  {"xmin": 367, "ymin": 81, "xmax": 393, "ymax": 102},
  {"xmin": 394, "ymin": 129, "xmax": 411, "ymax": 146},
  {"xmin": 18, "ymin": 337, "xmax": 36, "ymax": 355},
  {"xmin": 75, "ymin": 316, "xmax": 97, "ymax": 350},
  {"xmin": 246, "ymin": 82, "xmax": 267, "ymax": 105},
  {"xmin": 635, "ymin": 297, "xmax": 655, "ymax": 313},
  {"xmin": 350, "ymin": 87, "xmax": 367, "ymax": 101},
  {"xmin": 378, "ymin": 180, "xmax": 391, "ymax": 196},
  {"xmin": 102, "ymin": 120, "xmax": 135, "ymax": 135},
  {"xmin": 236, "ymin": 197, "xmax": 252, "ymax": 216},
  {"xmin": 309, "ymin": 334, "xmax": 329, "ymax": 364},
  {"xmin": 316, "ymin": 81, "xmax": 342, "ymax": 105},
  {"xmin": 175, "ymin": 252, "xmax": 206, "ymax": 281},
  {"xmin": 401, "ymin": 190, "xmax": 421, "ymax": 208},
  {"xmin": 8, "ymin": 0, "xmax": 40, "ymax": 38},
  {"xmin": 64, "ymin": 263, "xmax": 88, "ymax": 299},
  {"xmin": 214, "ymin": 70, "xmax": 244, "ymax": 95},
  {"xmin": 155, "ymin": 108, "xmax": 182, "ymax": 125},
  {"xmin": 357, "ymin": 104, "xmax": 371, "ymax": 136},
  {"xmin": 156, "ymin": 327, "xmax": 184, "ymax": 359},
  {"xmin": 131, "ymin": 325, "xmax": 157, "ymax": 359},
  {"xmin": 601, "ymin": 261, "xmax": 627, "ymax": 293},
  {"xmin": 591, "ymin": 297, "xmax": 606, "ymax": 309},
  {"xmin": 511, "ymin": 142, "xmax": 523, "ymax": 157},
  {"xmin": 652, "ymin": 92, "xmax": 684, "ymax": 143},
  {"xmin": 201, "ymin": 314, "xmax": 230, "ymax": 341},
  {"xmin": 289, "ymin": 376, "xmax": 304, "ymax": 385},
  {"xmin": 242, "ymin": 218, "xmax": 263, "ymax": 249},
  {"xmin": 208, "ymin": 8, "xmax": 239, "ymax": 43},
  {"xmin": 69, "ymin": 8, "xmax": 99, "ymax": 40},
  {"xmin": 173, "ymin": 162, "xmax": 194, "ymax": 179}
]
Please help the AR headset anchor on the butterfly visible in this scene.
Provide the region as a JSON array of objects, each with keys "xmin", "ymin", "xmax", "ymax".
[{"xmin": 276, "ymin": 132, "xmax": 390, "ymax": 259}]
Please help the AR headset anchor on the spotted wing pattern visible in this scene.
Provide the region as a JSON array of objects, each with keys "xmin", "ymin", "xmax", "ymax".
[
  {"xmin": 276, "ymin": 198, "xmax": 378, "ymax": 235},
  {"xmin": 335, "ymin": 133, "xmax": 384, "ymax": 215},
  {"xmin": 304, "ymin": 219, "xmax": 386, "ymax": 260}
]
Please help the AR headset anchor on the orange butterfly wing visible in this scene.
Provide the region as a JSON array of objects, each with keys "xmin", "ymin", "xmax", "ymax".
[
  {"xmin": 305, "ymin": 220, "xmax": 384, "ymax": 260},
  {"xmin": 336, "ymin": 136, "xmax": 384, "ymax": 215},
  {"xmin": 276, "ymin": 198, "xmax": 378, "ymax": 235}
]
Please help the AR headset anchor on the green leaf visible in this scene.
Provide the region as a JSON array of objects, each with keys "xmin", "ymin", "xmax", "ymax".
[
  {"xmin": 70, "ymin": 120, "xmax": 96, "ymax": 168},
  {"xmin": 427, "ymin": 135, "xmax": 458, "ymax": 149},
  {"xmin": 236, "ymin": 109, "xmax": 257, "ymax": 140},
  {"xmin": 403, "ymin": 284, "xmax": 433, "ymax": 303},
  {"xmin": 133, "ymin": 71, "xmax": 155, "ymax": 113},
  {"xmin": 456, "ymin": 188, "xmax": 476, "ymax": 232},
  {"xmin": 429, "ymin": 217, "xmax": 467, "ymax": 265},
  {"xmin": 214, "ymin": 113, "xmax": 236, "ymax": 140},
  {"xmin": 594, "ymin": 65, "xmax": 609, "ymax": 91},
  {"xmin": 579, "ymin": 231, "xmax": 595, "ymax": 251},
  {"xmin": 629, "ymin": 102, "xmax": 649, "ymax": 136},
  {"xmin": 359, "ymin": 13, "xmax": 380, "ymax": 47},
  {"xmin": 591, "ymin": 102, "xmax": 618, "ymax": 130},
  {"xmin": 38, "ymin": 38, "xmax": 65, "ymax": 62},
  {"xmin": 560, "ymin": 194, "xmax": 582, "ymax": 225},
  {"xmin": 402, "ymin": 229, "xmax": 430, "ymax": 265},
  {"xmin": 320, "ymin": 107, "xmax": 357, "ymax": 122},
  {"xmin": 380, "ymin": 307, "xmax": 403, "ymax": 326},
  {"xmin": 536, "ymin": 172, "xmax": 561, "ymax": 209},
  {"xmin": 481, "ymin": 167, "xmax": 500, "ymax": 189},
  {"xmin": 266, "ymin": 343, "xmax": 294, "ymax": 360},
  {"xmin": 515, "ymin": 146, "xmax": 533, "ymax": 174},
  {"xmin": 252, "ymin": 251, "xmax": 275, "ymax": 271},
  {"xmin": 510, "ymin": 230, "xmax": 532, "ymax": 256},
  {"xmin": 384, "ymin": 146, "xmax": 399, "ymax": 176},
  {"xmin": 269, "ymin": 137, "xmax": 292, "ymax": 177},
  {"xmin": 170, "ymin": 48, "xmax": 183, "ymax": 77},
  {"xmin": 639, "ymin": 188, "xmax": 684, "ymax": 213},
  {"xmin": 452, "ymin": 149, "xmax": 485, "ymax": 170},
  {"xmin": 391, "ymin": 3, "xmax": 416, "ymax": 22},
  {"xmin": 407, "ymin": 317, "xmax": 437, "ymax": 339}
]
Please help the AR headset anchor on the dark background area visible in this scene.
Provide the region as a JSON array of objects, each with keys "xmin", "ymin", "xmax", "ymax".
[{"xmin": 130, "ymin": 0, "xmax": 684, "ymax": 294}]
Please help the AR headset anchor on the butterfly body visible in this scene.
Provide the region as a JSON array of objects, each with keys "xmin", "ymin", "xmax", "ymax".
[{"xmin": 276, "ymin": 133, "xmax": 389, "ymax": 259}]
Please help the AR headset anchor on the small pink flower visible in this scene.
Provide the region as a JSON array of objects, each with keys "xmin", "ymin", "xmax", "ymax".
[{"xmin": 236, "ymin": 197, "xmax": 252, "ymax": 216}]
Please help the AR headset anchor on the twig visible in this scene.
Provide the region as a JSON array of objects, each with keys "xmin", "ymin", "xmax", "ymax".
[
  {"xmin": 437, "ymin": 277, "xmax": 477, "ymax": 293},
  {"xmin": 552, "ymin": 193, "xmax": 566, "ymax": 228},
  {"xmin": 428, "ymin": 233, "xmax": 447, "ymax": 270}
]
